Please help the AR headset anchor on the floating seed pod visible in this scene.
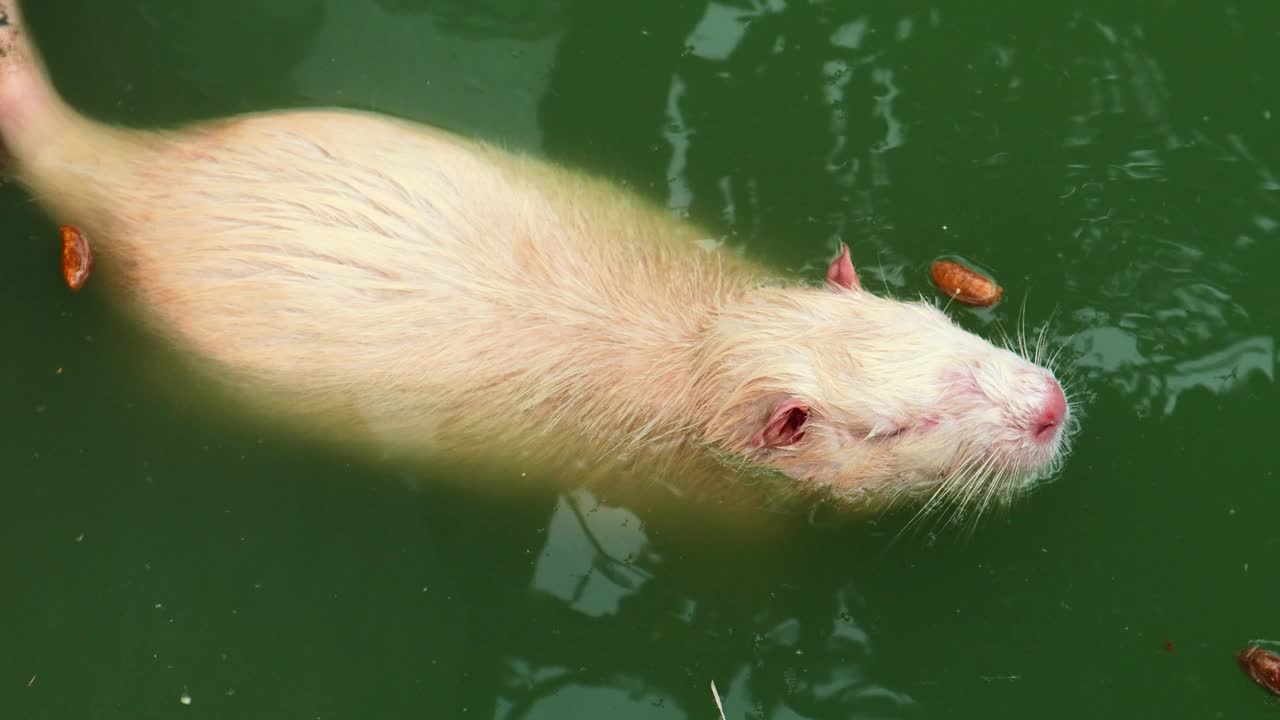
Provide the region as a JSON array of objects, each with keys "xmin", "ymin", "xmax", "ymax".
[
  {"xmin": 930, "ymin": 258, "xmax": 1002, "ymax": 307},
  {"xmin": 60, "ymin": 224, "xmax": 92, "ymax": 291},
  {"xmin": 1238, "ymin": 645, "xmax": 1280, "ymax": 696}
]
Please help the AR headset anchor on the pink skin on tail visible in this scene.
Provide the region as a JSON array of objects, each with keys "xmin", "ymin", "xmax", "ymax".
[
  {"xmin": 0, "ymin": 3, "xmax": 36, "ymax": 141},
  {"xmin": 0, "ymin": 0, "xmax": 74, "ymax": 173}
]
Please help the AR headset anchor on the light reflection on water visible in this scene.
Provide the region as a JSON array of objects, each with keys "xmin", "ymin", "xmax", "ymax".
[
  {"xmin": 9, "ymin": 1, "xmax": 1280, "ymax": 718},
  {"xmin": 502, "ymin": 488, "xmax": 909, "ymax": 719}
]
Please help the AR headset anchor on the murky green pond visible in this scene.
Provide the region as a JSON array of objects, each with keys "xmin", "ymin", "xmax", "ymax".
[{"xmin": 3, "ymin": 1, "xmax": 1278, "ymax": 718}]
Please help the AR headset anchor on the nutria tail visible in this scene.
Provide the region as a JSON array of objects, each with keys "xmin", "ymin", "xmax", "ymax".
[
  {"xmin": 0, "ymin": 1, "xmax": 72, "ymax": 167},
  {"xmin": 0, "ymin": 1, "xmax": 138, "ymax": 229}
]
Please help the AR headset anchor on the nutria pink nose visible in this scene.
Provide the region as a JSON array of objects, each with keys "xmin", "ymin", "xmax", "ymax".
[{"xmin": 1033, "ymin": 380, "xmax": 1067, "ymax": 443}]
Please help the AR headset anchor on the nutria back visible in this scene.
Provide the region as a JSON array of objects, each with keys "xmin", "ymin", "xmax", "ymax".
[{"xmin": 0, "ymin": 0, "xmax": 1073, "ymax": 515}]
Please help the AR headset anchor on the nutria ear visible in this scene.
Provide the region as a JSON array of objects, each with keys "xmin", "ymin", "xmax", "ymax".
[
  {"xmin": 754, "ymin": 399, "xmax": 810, "ymax": 448},
  {"xmin": 825, "ymin": 243, "xmax": 861, "ymax": 290}
]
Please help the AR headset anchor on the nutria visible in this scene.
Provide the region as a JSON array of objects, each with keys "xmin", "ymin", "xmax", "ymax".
[{"xmin": 0, "ymin": 0, "xmax": 1070, "ymax": 515}]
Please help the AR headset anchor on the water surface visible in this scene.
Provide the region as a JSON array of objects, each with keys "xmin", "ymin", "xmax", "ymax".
[{"xmin": 3, "ymin": 1, "xmax": 1279, "ymax": 718}]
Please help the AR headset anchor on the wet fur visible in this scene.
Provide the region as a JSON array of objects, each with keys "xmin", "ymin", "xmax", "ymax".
[{"xmin": 0, "ymin": 1, "xmax": 1072, "ymax": 515}]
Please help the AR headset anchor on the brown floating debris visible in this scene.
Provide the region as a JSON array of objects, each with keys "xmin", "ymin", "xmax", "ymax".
[
  {"xmin": 60, "ymin": 224, "xmax": 92, "ymax": 291},
  {"xmin": 930, "ymin": 258, "xmax": 1003, "ymax": 307},
  {"xmin": 1238, "ymin": 645, "xmax": 1280, "ymax": 696}
]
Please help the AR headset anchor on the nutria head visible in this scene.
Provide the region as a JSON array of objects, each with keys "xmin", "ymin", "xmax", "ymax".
[{"xmin": 702, "ymin": 245, "xmax": 1072, "ymax": 516}]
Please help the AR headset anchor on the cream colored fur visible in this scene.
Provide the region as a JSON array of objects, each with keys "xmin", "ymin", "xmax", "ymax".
[{"xmin": 0, "ymin": 0, "xmax": 1070, "ymax": 514}]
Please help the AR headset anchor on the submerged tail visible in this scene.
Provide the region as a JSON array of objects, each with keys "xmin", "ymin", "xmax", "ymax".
[
  {"xmin": 0, "ymin": 1, "xmax": 141, "ymax": 230},
  {"xmin": 0, "ymin": 0, "xmax": 75, "ymax": 169}
]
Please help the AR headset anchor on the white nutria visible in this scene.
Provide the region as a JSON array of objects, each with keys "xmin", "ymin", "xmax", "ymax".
[{"xmin": 0, "ymin": 1, "xmax": 1071, "ymax": 516}]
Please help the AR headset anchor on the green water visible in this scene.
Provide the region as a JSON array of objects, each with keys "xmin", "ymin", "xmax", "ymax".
[{"xmin": 3, "ymin": 0, "xmax": 1278, "ymax": 717}]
